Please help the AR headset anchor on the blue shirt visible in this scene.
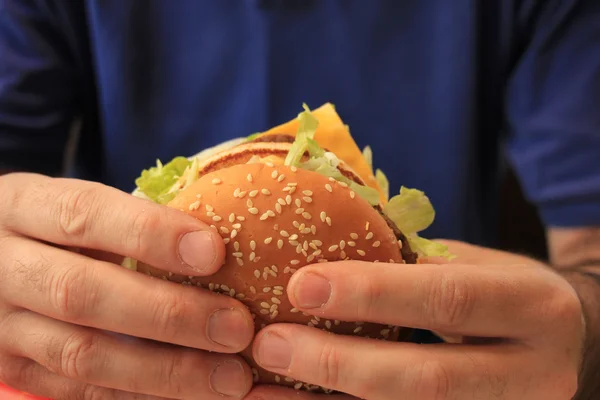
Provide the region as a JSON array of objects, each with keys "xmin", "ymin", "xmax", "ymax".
[{"xmin": 1, "ymin": 0, "xmax": 599, "ymax": 248}]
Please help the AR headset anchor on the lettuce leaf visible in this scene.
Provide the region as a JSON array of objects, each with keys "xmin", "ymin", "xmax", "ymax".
[
  {"xmin": 383, "ymin": 187, "xmax": 453, "ymax": 259},
  {"xmin": 375, "ymin": 169, "xmax": 389, "ymax": 202},
  {"xmin": 284, "ymin": 103, "xmax": 320, "ymax": 167},
  {"xmin": 362, "ymin": 146, "xmax": 373, "ymax": 172},
  {"xmin": 135, "ymin": 156, "xmax": 191, "ymax": 204}
]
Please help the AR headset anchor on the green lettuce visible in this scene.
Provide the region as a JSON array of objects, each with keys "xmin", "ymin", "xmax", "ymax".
[
  {"xmin": 375, "ymin": 169, "xmax": 389, "ymax": 202},
  {"xmin": 284, "ymin": 104, "xmax": 320, "ymax": 166},
  {"xmin": 135, "ymin": 156, "xmax": 191, "ymax": 204},
  {"xmin": 383, "ymin": 187, "xmax": 453, "ymax": 259}
]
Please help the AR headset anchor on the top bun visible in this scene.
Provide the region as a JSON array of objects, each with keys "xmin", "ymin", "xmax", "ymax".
[{"xmin": 138, "ymin": 162, "xmax": 413, "ymax": 393}]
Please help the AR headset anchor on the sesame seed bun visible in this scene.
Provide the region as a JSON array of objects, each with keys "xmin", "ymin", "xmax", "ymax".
[{"xmin": 136, "ymin": 161, "xmax": 414, "ymax": 393}]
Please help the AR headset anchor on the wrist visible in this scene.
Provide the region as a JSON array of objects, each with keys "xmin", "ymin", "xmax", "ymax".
[{"xmin": 558, "ymin": 268, "xmax": 600, "ymax": 400}]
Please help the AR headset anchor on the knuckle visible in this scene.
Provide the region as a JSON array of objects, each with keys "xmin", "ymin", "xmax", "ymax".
[
  {"xmin": 58, "ymin": 332, "xmax": 100, "ymax": 380},
  {"xmin": 316, "ymin": 340, "xmax": 344, "ymax": 390},
  {"xmin": 355, "ymin": 277, "xmax": 385, "ymax": 319},
  {"xmin": 150, "ymin": 290, "xmax": 189, "ymax": 340},
  {"xmin": 409, "ymin": 360, "xmax": 451, "ymax": 400},
  {"xmin": 125, "ymin": 208, "xmax": 164, "ymax": 256},
  {"xmin": 55, "ymin": 184, "xmax": 100, "ymax": 239},
  {"xmin": 428, "ymin": 272, "xmax": 474, "ymax": 330},
  {"xmin": 47, "ymin": 266, "xmax": 92, "ymax": 321},
  {"xmin": 157, "ymin": 351, "xmax": 187, "ymax": 396},
  {"xmin": 82, "ymin": 384, "xmax": 112, "ymax": 400}
]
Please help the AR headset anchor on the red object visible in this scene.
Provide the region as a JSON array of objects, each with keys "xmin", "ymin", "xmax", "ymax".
[{"xmin": 0, "ymin": 383, "xmax": 48, "ymax": 399}]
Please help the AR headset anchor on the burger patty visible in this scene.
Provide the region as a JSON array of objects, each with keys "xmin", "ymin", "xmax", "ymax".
[
  {"xmin": 378, "ymin": 209, "xmax": 418, "ymax": 264},
  {"xmin": 251, "ymin": 133, "xmax": 295, "ymax": 144}
]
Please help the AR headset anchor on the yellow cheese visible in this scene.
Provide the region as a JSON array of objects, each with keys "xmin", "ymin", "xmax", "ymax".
[{"xmin": 255, "ymin": 103, "xmax": 386, "ymax": 203}]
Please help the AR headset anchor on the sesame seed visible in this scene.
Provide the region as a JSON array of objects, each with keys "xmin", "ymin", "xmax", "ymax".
[
  {"xmin": 248, "ymin": 207, "xmax": 259, "ymax": 214},
  {"xmin": 357, "ymin": 249, "xmax": 366, "ymax": 256},
  {"xmin": 212, "ymin": 178, "xmax": 222, "ymax": 185},
  {"xmin": 339, "ymin": 240, "xmax": 346, "ymax": 250},
  {"xmin": 373, "ymin": 241, "xmax": 381, "ymax": 248},
  {"xmin": 350, "ymin": 191, "xmax": 356, "ymax": 199},
  {"xmin": 271, "ymin": 170, "xmax": 278, "ymax": 179},
  {"xmin": 266, "ymin": 162, "xmax": 274, "ymax": 167},
  {"xmin": 340, "ymin": 250, "xmax": 347, "ymax": 259},
  {"xmin": 294, "ymin": 383, "xmax": 303, "ymax": 390},
  {"xmin": 261, "ymin": 189, "xmax": 271, "ymax": 195},
  {"xmin": 320, "ymin": 212, "xmax": 326, "ymax": 222},
  {"xmin": 247, "ymin": 173, "xmax": 253, "ymax": 182},
  {"xmin": 249, "ymin": 190, "xmax": 259, "ymax": 198},
  {"xmin": 296, "ymin": 244, "xmax": 303, "ymax": 254},
  {"xmin": 233, "ymin": 188, "xmax": 241, "ymax": 197},
  {"xmin": 299, "ymin": 223, "xmax": 306, "ymax": 230},
  {"xmin": 285, "ymin": 377, "xmax": 294, "ymax": 382},
  {"xmin": 269, "ymin": 270, "xmax": 277, "ymax": 277},
  {"xmin": 236, "ymin": 293, "xmax": 245, "ymax": 300},
  {"xmin": 303, "ymin": 241, "xmax": 309, "ymax": 250},
  {"xmin": 398, "ymin": 240, "xmax": 403, "ymax": 249},
  {"xmin": 277, "ymin": 174, "xmax": 285, "ymax": 182},
  {"xmin": 223, "ymin": 238, "xmax": 231, "ymax": 244},
  {"xmin": 259, "ymin": 309, "xmax": 269, "ymax": 315},
  {"xmin": 212, "ymin": 216, "xmax": 222, "ymax": 222},
  {"xmin": 366, "ymin": 232, "xmax": 374, "ymax": 240},
  {"xmin": 246, "ymin": 199, "xmax": 253, "ymax": 208},
  {"xmin": 249, "ymin": 252, "xmax": 256, "ymax": 261},
  {"xmin": 275, "ymin": 375, "xmax": 281, "ymax": 383},
  {"xmin": 354, "ymin": 326, "xmax": 363, "ymax": 333},
  {"xmin": 381, "ymin": 329, "xmax": 391, "ymax": 337},
  {"xmin": 220, "ymin": 227, "xmax": 230, "ymax": 234},
  {"xmin": 231, "ymin": 229, "xmax": 238, "ymax": 238},
  {"xmin": 307, "ymin": 254, "xmax": 315, "ymax": 263},
  {"xmin": 303, "ymin": 197, "xmax": 313, "ymax": 203},
  {"xmin": 209, "ymin": 225, "xmax": 217, "ymax": 231},
  {"xmin": 263, "ymin": 287, "xmax": 272, "ymax": 293},
  {"xmin": 295, "ymin": 208, "xmax": 304, "ymax": 215},
  {"xmin": 289, "ymin": 234, "xmax": 299, "ymax": 240},
  {"xmin": 232, "ymin": 223, "xmax": 241, "ymax": 230},
  {"xmin": 277, "ymin": 239, "xmax": 284, "ymax": 249},
  {"xmin": 295, "ymin": 199, "xmax": 302, "ymax": 207},
  {"xmin": 205, "ymin": 205, "xmax": 214, "ymax": 212},
  {"xmin": 365, "ymin": 222, "xmax": 370, "ymax": 230},
  {"xmin": 291, "ymin": 166, "xmax": 298, "ymax": 172},
  {"xmin": 229, "ymin": 213, "xmax": 236, "ymax": 223},
  {"xmin": 350, "ymin": 233, "xmax": 359, "ymax": 240},
  {"xmin": 329, "ymin": 177, "xmax": 336, "ymax": 182},
  {"xmin": 326, "ymin": 217, "xmax": 332, "ymax": 226},
  {"xmin": 196, "ymin": 194, "xmax": 202, "ymax": 199},
  {"xmin": 277, "ymin": 198, "xmax": 286, "ymax": 205},
  {"xmin": 236, "ymin": 258, "xmax": 244, "ymax": 266},
  {"xmin": 328, "ymin": 245, "xmax": 339, "ymax": 252},
  {"xmin": 282, "ymin": 186, "xmax": 291, "ymax": 192},
  {"xmin": 325, "ymin": 184, "xmax": 333, "ymax": 192},
  {"xmin": 272, "ymin": 297, "xmax": 281, "ymax": 304},
  {"xmin": 237, "ymin": 216, "xmax": 245, "ymax": 221},
  {"xmin": 302, "ymin": 212, "xmax": 312, "ymax": 220},
  {"xmin": 238, "ymin": 191, "xmax": 247, "ymax": 198},
  {"xmin": 275, "ymin": 203, "xmax": 282, "ymax": 214},
  {"xmin": 291, "ymin": 307, "xmax": 299, "ymax": 313},
  {"xmin": 280, "ymin": 230, "xmax": 290, "ymax": 237},
  {"xmin": 288, "ymin": 182, "xmax": 298, "ymax": 187},
  {"xmin": 207, "ymin": 211, "xmax": 216, "ymax": 217},
  {"xmin": 325, "ymin": 320, "xmax": 332, "ymax": 329},
  {"xmin": 284, "ymin": 266, "xmax": 291, "ymax": 273},
  {"xmin": 338, "ymin": 181, "xmax": 349, "ymax": 188},
  {"xmin": 273, "ymin": 289, "xmax": 283, "ymax": 295},
  {"xmin": 250, "ymin": 286, "xmax": 256, "ymax": 293},
  {"xmin": 285, "ymin": 195, "xmax": 292, "ymax": 205},
  {"xmin": 260, "ymin": 302, "xmax": 270, "ymax": 309},
  {"xmin": 232, "ymin": 252, "xmax": 243, "ymax": 258},
  {"xmin": 188, "ymin": 201, "xmax": 201, "ymax": 211},
  {"xmin": 290, "ymin": 259, "xmax": 300, "ymax": 265},
  {"xmin": 221, "ymin": 285, "xmax": 230, "ymax": 292},
  {"xmin": 264, "ymin": 237, "xmax": 273, "ymax": 245}
]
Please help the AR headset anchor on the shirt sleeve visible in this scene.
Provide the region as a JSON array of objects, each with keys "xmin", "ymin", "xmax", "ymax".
[
  {"xmin": 0, "ymin": 0, "xmax": 79, "ymax": 175},
  {"xmin": 505, "ymin": 0, "xmax": 600, "ymax": 228}
]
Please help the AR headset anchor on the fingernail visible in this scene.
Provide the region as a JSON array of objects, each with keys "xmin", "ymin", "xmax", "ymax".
[
  {"xmin": 178, "ymin": 230, "xmax": 217, "ymax": 272},
  {"xmin": 256, "ymin": 333, "xmax": 292, "ymax": 369},
  {"xmin": 210, "ymin": 360, "xmax": 248, "ymax": 397},
  {"xmin": 293, "ymin": 272, "xmax": 332, "ymax": 309},
  {"xmin": 207, "ymin": 308, "xmax": 251, "ymax": 348}
]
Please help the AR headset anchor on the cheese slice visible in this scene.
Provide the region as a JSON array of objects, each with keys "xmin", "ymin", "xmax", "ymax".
[{"xmin": 255, "ymin": 103, "xmax": 386, "ymax": 204}]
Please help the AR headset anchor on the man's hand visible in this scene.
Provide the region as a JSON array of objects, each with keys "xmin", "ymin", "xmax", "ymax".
[
  {"xmin": 0, "ymin": 173, "xmax": 255, "ymax": 399},
  {"xmin": 246, "ymin": 241, "xmax": 584, "ymax": 400}
]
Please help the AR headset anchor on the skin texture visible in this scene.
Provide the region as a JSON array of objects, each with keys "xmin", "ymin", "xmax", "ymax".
[
  {"xmin": 0, "ymin": 171, "xmax": 595, "ymax": 399},
  {"xmin": 0, "ymin": 173, "xmax": 255, "ymax": 399},
  {"xmin": 245, "ymin": 238, "xmax": 589, "ymax": 400}
]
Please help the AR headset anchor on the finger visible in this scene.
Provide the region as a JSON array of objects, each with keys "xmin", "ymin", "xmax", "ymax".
[
  {"xmin": 1, "ymin": 311, "xmax": 252, "ymax": 399},
  {"xmin": 0, "ymin": 237, "xmax": 254, "ymax": 352},
  {"xmin": 253, "ymin": 324, "xmax": 574, "ymax": 400},
  {"xmin": 1, "ymin": 173, "xmax": 225, "ymax": 275},
  {"xmin": 245, "ymin": 385, "xmax": 355, "ymax": 400},
  {"xmin": 0, "ymin": 356, "xmax": 171, "ymax": 400},
  {"xmin": 286, "ymin": 261, "xmax": 573, "ymax": 338}
]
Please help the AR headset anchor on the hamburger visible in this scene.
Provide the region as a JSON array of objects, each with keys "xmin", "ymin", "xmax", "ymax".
[{"xmin": 123, "ymin": 103, "xmax": 452, "ymax": 393}]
